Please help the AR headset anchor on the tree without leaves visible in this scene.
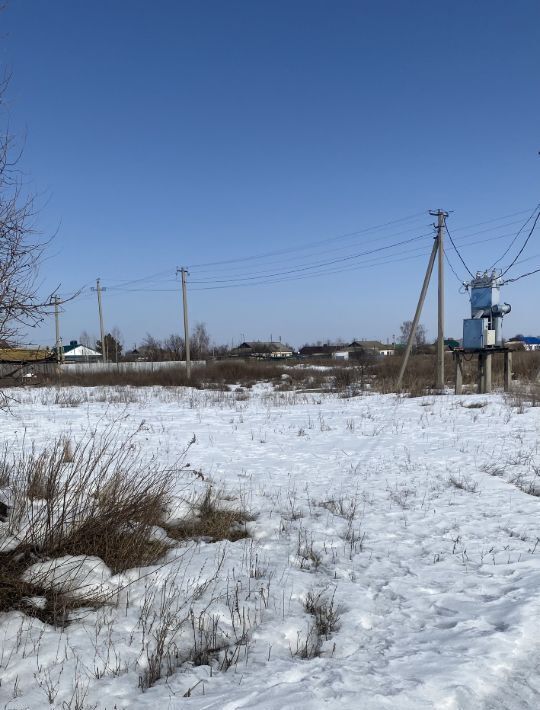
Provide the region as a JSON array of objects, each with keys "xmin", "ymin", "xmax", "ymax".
[
  {"xmin": 399, "ymin": 320, "xmax": 427, "ymax": 349},
  {"xmin": 190, "ymin": 322, "xmax": 211, "ymax": 360},
  {"xmin": 163, "ymin": 334, "xmax": 184, "ymax": 361},
  {"xmin": 79, "ymin": 331, "xmax": 95, "ymax": 349},
  {"xmin": 0, "ymin": 71, "xmax": 57, "ymax": 346},
  {"xmin": 139, "ymin": 333, "xmax": 166, "ymax": 361}
]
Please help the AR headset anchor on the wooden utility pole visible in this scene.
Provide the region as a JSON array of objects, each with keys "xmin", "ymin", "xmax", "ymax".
[
  {"xmin": 54, "ymin": 296, "xmax": 64, "ymax": 364},
  {"xmin": 92, "ymin": 278, "xmax": 107, "ymax": 363},
  {"xmin": 431, "ymin": 209, "xmax": 448, "ymax": 390},
  {"xmin": 397, "ymin": 237, "xmax": 439, "ymax": 389},
  {"xmin": 179, "ymin": 267, "xmax": 191, "ymax": 380}
]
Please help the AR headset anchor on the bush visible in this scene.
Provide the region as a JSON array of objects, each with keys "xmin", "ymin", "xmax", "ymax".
[{"xmin": 0, "ymin": 430, "xmax": 178, "ymax": 624}]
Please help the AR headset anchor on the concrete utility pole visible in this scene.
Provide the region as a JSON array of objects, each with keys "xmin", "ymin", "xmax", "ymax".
[
  {"xmin": 397, "ymin": 237, "xmax": 439, "ymax": 389},
  {"xmin": 54, "ymin": 296, "xmax": 64, "ymax": 364},
  {"xmin": 431, "ymin": 209, "xmax": 448, "ymax": 390},
  {"xmin": 178, "ymin": 267, "xmax": 191, "ymax": 380},
  {"xmin": 92, "ymin": 278, "xmax": 107, "ymax": 363}
]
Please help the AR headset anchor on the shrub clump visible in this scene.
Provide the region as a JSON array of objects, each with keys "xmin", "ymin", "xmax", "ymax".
[
  {"xmin": 0, "ymin": 431, "xmax": 177, "ymax": 624},
  {"xmin": 165, "ymin": 486, "xmax": 253, "ymax": 543}
]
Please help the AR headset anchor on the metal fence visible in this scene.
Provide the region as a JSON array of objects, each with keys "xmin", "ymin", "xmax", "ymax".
[
  {"xmin": 60, "ymin": 361, "xmax": 206, "ymax": 374},
  {"xmin": 0, "ymin": 360, "xmax": 205, "ymax": 378}
]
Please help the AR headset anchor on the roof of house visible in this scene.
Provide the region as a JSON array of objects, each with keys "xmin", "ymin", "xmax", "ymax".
[
  {"xmin": 0, "ymin": 348, "xmax": 54, "ymax": 363},
  {"xmin": 522, "ymin": 336, "xmax": 540, "ymax": 345},
  {"xmin": 299, "ymin": 344, "xmax": 342, "ymax": 355},
  {"xmin": 236, "ymin": 341, "xmax": 293, "ymax": 353},
  {"xmin": 348, "ymin": 340, "xmax": 388, "ymax": 350},
  {"xmin": 63, "ymin": 341, "xmax": 102, "ymax": 357}
]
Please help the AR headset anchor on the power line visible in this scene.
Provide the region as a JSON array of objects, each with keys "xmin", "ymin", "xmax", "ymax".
[
  {"xmin": 503, "ymin": 265, "xmax": 540, "ymax": 284},
  {"xmin": 188, "ymin": 221, "xmax": 431, "ymax": 276},
  {"xmin": 489, "ymin": 203, "xmax": 540, "ymax": 272},
  {"xmin": 188, "ymin": 228, "xmax": 540, "ymax": 290},
  {"xmin": 444, "ymin": 251, "xmax": 465, "ymax": 284},
  {"xmin": 185, "ymin": 217, "xmax": 537, "ymax": 286},
  {"xmin": 445, "ymin": 222, "xmax": 474, "ymax": 278},
  {"xmin": 449, "ymin": 207, "xmax": 533, "ymax": 234},
  {"xmin": 500, "ymin": 208, "xmax": 540, "ymax": 277},
  {"xmin": 186, "ymin": 217, "xmax": 533, "ymax": 281},
  {"xmin": 187, "ymin": 207, "xmax": 537, "ymax": 270},
  {"xmin": 104, "ymin": 227, "xmax": 537, "ymax": 295},
  {"xmin": 61, "ymin": 205, "xmax": 540, "ymax": 305},
  {"xmin": 187, "ymin": 233, "xmax": 432, "ymax": 285},
  {"xmin": 187, "ymin": 211, "xmax": 428, "ymax": 269},
  {"xmin": 89, "ymin": 207, "xmax": 536, "ymax": 292}
]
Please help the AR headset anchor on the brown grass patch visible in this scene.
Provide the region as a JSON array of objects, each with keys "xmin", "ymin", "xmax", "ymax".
[
  {"xmin": 0, "ymin": 430, "xmax": 180, "ymax": 624},
  {"xmin": 166, "ymin": 487, "xmax": 253, "ymax": 543}
]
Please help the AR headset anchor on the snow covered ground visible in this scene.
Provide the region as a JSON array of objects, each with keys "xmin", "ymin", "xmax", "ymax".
[{"xmin": 1, "ymin": 384, "xmax": 540, "ymax": 709}]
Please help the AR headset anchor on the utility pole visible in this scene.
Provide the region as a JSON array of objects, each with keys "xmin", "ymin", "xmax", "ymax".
[
  {"xmin": 431, "ymin": 209, "xmax": 448, "ymax": 390},
  {"xmin": 92, "ymin": 278, "xmax": 107, "ymax": 363},
  {"xmin": 54, "ymin": 296, "xmax": 64, "ymax": 364},
  {"xmin": 397, "ymin": 236, "xmax": 439, "ymax": 389},
  {"xmin": 178, "ymin": 267, "xmax": 191, "ymax": 380}
]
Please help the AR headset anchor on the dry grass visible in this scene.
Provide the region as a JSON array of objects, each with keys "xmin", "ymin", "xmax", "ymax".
[
  {"xmin": 293, "ymin": 589, "xmax": 340, "ymax": 659},
  {"xmin": 165, "ymin": 486, "xmax": 254, "ymax": 543},
  {"xmin": 4, "ymin": 359, "xmax": 369, "ymax": 394},
  {"xmin": 0, "ymin": 431, "xmax": 179, "ymax": 625},
  {"xmin": 367, "ymin": 350, "xmax": 540, "ymax": 396},
  {"xmin": 6, "ymin": 348, "xmax": 540, "ymax": 400},
  {"xmin": 507, "ymin": 383, "xmax": 540, "ymax": 410},
  {"xmin": 447, "ymin": 475, "xmax": 478, "ymax": 493}
]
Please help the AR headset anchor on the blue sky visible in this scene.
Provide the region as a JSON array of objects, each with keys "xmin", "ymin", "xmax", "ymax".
[{"xmin": 2, "ymin": 0, "xmax": 539, "ymax": 348}]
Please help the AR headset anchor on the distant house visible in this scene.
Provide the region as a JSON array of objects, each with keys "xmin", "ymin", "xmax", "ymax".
[
  {"xmin": 338, "ymin": 341, "xmax": 395, "ymax": 359},
  {"xmin": 300, "ymin": 340, "xmax": 395, "ymax": 360},
  {"xmin": 299, "ymin": 344, "xmax": 342, "ymax": 358},
  {"xmin": 62, "ymin": 340, "xmax": 102, "ymax": 363},
  {"xmin": 232, "ymin": 341, "xmax": 294, "ymax": 359},
  {"xmin": 519, "ymin": 336, "xmax": 540, "ymax": 352}
]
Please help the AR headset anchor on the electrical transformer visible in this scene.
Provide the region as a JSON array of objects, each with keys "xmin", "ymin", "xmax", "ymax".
[{"xmin": 462, "ymin": 271, "xmax": 511, "ymax": 350}]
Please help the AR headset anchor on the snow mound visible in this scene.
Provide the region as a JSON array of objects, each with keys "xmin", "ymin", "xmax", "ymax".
[{"xmin": 22, "ymin": 555, "xmax": 116, "ymax": 599}]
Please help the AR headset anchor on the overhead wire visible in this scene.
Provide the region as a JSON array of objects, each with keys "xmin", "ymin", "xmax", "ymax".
[
  {"xmin": 64, "ymin": 204, "xmax": 540, "ymax": 302},
  {"xmin": 182, "ymin": 219, "xmax": 531, "ymax": 285},
  {"xmin": 92, "ymin": 207, "xmax": 535, "ymax": 292},
  {"xmin": 444, "ymin": 251, "xmax": 466, "ymax": 284},
  {"xmin": 188, "ymin": 221, "xmax": 431, "ymax": 276},
  {"xmin": 187, "ymin": 211, "xmax": 428, "ymax": 269},
  {"xmin": 488, "ymin": 203, "xmax": 540, "ymax": 271},
  {"xmin": 444, "ymin": 222, "xmax": 474, "ymax": 279},
  {"xmin": 104, "ymin": 227, "xmax": 539, "ymax": 294},
  {"xmin": 186, "ymin": 230, "xmax": 531, "ymax": 291},
  {"xmin": 188, "ymin": 228, "xmax": 540, "ymax": 290},
  {"xmin": 187, "ymin": 207, "xmax": 536, "ymax": 271},
  {"xmin": 503, "ymin": 265, "xmax": 540, "ymax": 284},
  {"xmin": 187, "ymin": 233, "xmax": 433, "ymax": 285},
  {"xmin": 500, "ymin": 208, "xmax": 540, "ymax": 277}
]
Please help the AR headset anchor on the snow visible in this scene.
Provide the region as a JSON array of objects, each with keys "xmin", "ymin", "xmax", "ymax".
[
  {"xmin": 22, "ymin": 556, "xmax": 116, "ymax": 598},
  {"xmin": 0, "ymin": 385, "xmax": 540, "ymax": 708}
]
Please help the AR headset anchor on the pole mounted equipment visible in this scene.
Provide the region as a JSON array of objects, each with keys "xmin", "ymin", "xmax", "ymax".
[
  {"xmin": 91, "ymin": 279, "xmax": 107, "ymax": 363},
  {"xmin": 397, "ymin": 209, "xmax": 448, "ymax": 391},
  {"xmin": 430, "ymin": 210, "xmax": 448, "ymax": 390},
  {"xmin": 176, "ymin": 267, "xmax": 191, "ymax": 380},
  {"xmin": 462, "ymin": 270, "xmax": 511, "ymax": 350}
]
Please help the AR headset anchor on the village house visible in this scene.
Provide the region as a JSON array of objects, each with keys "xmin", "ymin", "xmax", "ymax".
[
  {"xmin": 232, "ymin": 341, "xmax": 294, "ymax": 359},
  {"xmin": 336, "ymin": 340, "xmax": 396, "ymax": 360},
  {"xmin": 61, "ymin": 340, "xmax": 103, "ymax": 363},
  {"xmin": 300, "ymin": 340, "xmax": 395, "ymax": 360},
  {"xmin": 298, "ymin": 343, "xmax": 342, "ymax": 358},
  {"xmin": 506, "ymin": 336, "xmax": 540, "ymax": 352}
]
